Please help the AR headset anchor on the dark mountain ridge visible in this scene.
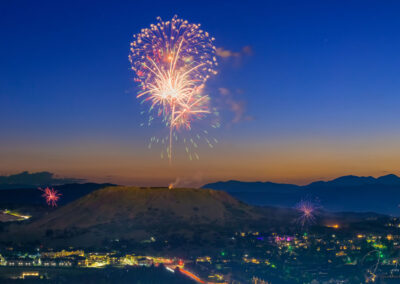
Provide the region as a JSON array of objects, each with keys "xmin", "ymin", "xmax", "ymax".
[
  {"xmin": 307, "ymin": 174, "xmax": 400, "ymax": 188},
  {"xmin": 203, "ymin": 174, "xmax": 400, "ymax": 215},
  {"xmin": 0, "ymin": 183, "xmax": 114, "ymax": 207},
  {"xmin": 0, "ymin": 171, "xmax": 83, "ymax": 189}
]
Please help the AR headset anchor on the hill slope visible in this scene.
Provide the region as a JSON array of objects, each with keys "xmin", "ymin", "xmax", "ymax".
[
  {"xmin": 1, "ymin": 186, "xmax": 390, "ymax": 254},
  {"xmin": 4, "ymin": 186, "xmax": 263, "ymax": 250},
  {"xmin": 31, "ymin": 186, "xmax": 258, "ymax": 229}
]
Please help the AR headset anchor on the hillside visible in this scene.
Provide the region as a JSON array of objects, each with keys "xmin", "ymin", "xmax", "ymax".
[
  {"xmin": 0, "ymin": 185, "xmax": 390, "ymax": 255},
  {"xmin": 3, "ymin": 186, "xmax": 264, "ymax": 250},
  {"xmin": 31, "ymin": 186, "xmax": 258, "ymax": 229}
]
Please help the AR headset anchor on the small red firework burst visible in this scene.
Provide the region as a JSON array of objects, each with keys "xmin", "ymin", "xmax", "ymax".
[{"xmin": 39, "ymin": 187, "xmax": 61, "ymax": 207}]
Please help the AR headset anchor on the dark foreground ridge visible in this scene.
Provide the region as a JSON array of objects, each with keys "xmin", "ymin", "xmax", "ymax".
[
  {"xmin": 0, "ymin": 186, "xmax": 390, "ymax": 254},
  {"xmin": 1, "ymin": 186, "xmax": 262, "ymax": 252},
  {"xmin": 0, "ymin": 185, "xmax": 396, "ymax": 283}
]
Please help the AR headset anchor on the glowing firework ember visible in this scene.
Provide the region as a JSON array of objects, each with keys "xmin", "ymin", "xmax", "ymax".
[
  {"xmin": 129, "ymin": 16, "xmax": 219, "ymax": 163},
  {"xmin": 295, "ymin": 199, "xmax": 320, "ymax": 227},
  {"xmin": 39, "ymin": 187, "xmax": 61, "ymax": 207}
]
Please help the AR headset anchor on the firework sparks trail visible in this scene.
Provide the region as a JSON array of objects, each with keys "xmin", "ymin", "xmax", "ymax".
[
  {"xmin": 39, "ymin": 187, "xmax": 61, "ymax": 207},
  {"xmin": 295, "ymin": 199, "xmax": 320, "ymax": 227},
  {"xmin": 129, "ymin": 16, "xmax": 218, "ymax": 163}
]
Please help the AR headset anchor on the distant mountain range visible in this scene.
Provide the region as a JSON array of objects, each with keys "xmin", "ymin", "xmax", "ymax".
[
  {"xmin": 0, "ymin": 183, "xmax": 114, "ymax": 208},
  {"xmin": 0, "ymin": 171, "xmax": 83, "ymax": 189},
  {"xmin": 2, "ymin": 172, "xmax": 400, "ymax": 215},
  {"xmin": 203, "ymin": 174, "xmax": 400, "ymax": 215}
]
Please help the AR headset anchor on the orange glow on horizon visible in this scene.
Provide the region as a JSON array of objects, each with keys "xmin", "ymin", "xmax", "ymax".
[{"xmin": 2, "ymin": 136, "xmax": 400, "ymax": 186}]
